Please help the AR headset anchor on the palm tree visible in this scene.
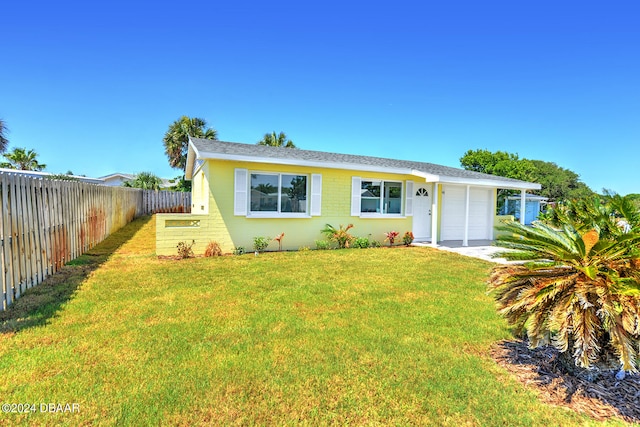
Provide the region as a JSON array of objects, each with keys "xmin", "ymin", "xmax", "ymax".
[
  {"xmin": 123, "ymin": 172, "xmax": 163, "ymax": 190},
  {"xmin": 0, "ymin": 119, "xmax": 8, "ymax": 153},
  {"xmin": 0, "ymin": 147, "xmax": 46, "ymax": 171},
  {"xmin": 257, "ymin": 131, "xmax": 296, "ymax": 148},
  {"xmin": 488, "ymin": 199, "xmax": 640, "ymax": 372},
  {"xmin": 163, "ymin": 116, "xmax": 217, "ymax": 170}
]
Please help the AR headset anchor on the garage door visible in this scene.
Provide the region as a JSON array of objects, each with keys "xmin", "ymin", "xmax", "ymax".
[{"xmin": 440, "ymin": 185, "xmax": 493, "ymax": 241}]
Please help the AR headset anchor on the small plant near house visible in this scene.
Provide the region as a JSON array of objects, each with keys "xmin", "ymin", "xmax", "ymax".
[
  {"xmin": 315, "ymin": 240, "xmax": 331, "ymax": 250},
  {"xmin": 253, "ymin": 236, "xmax": 271, "ymax": 253},
  {"xmin": 204, "ymin": 241, "xmax": 223, "ymax": 257},
  {"xmin": 273, "ymin": 233, "xmax": 285, "ymax": 251},
  {"xmin": 298, "ymin": 246, "xmax": 310, "ymax": 251},
  {"xmin": 176, "ymin": 240, "xmax": 195, "ymax": 259},
  {"xmin": 369, "ymin": 239, "xmax": 382, "ymax": 248},
  {"xmin": 233, "ymin": 246, "xmax": 245, "ymax": 256},
  {"xmin": 321, "ymin": 224, "xmax": 355, "ymax": 249},
  {"xmin": 402, "ymin": 231, "xmax": 415, "ymax": 246},
  {"xmin": 352, "ymin": 236, "xmax": 371, "ymax": 249},
  {"xmin": 384, "ymin": 231, "xmax": 399, "ymax": 246}
]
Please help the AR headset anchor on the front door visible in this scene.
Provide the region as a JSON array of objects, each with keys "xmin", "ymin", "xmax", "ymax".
[{"xmin": 412, "ymin": 184, "xmax": 432, "ymax": 240}]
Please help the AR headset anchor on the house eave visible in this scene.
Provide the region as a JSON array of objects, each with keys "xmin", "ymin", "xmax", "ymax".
[
  {"xmin": 195, "ymin": 151, "xmax": 540, "ymax": 191},
  {"xmin": 185, "ymin": 137, "xmax": 200, "ymax": 180}
]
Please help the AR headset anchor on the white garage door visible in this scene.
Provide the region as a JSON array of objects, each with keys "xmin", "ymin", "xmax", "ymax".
[{"xmin": 440, "ymin": 185, "xmax": 493, "ymax": 241}]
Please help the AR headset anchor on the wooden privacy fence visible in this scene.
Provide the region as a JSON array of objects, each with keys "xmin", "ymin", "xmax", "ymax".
[
  {"xmin": 0, "ymin": 173, "xmax": 191, "ymax": 311},
  {"xmin": 141, "ymin": 190, "xmax": 191, "ymax": 214}
]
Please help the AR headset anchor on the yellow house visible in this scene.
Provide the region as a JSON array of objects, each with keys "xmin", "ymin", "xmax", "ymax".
[{"xmin": 156, "ymin": 139, "xmax": 541, "ymax": 255}]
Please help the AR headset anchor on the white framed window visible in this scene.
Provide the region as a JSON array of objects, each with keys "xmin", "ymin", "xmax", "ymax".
[
  {"xmin": 250, "ymin": 173, "xmax": 307, "ymax": 214},
  {"xmin": 234, "ymin": 169, "xmax": 322, "ymax": 217},
  {"xmin": 352, "ymin": 177, "xmax": 405, "ymax": 217}
]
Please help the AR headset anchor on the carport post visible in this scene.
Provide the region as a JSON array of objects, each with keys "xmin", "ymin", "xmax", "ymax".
[
  {"xmin": 520, "ymin": 189, "xmax": 526, "ymax": 225},
  {"xmin": 463, "ymin": 185, "xmax": 470, "ymax": 247},
  {"xmin": 431, "ymin": 183, "xmax": 439, "ymax": 247}
]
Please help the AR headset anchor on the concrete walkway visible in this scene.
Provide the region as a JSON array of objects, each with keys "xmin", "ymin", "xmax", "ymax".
[{"xmin": 412, "ymin": 240, "xmax": 512, "ymax": 263}]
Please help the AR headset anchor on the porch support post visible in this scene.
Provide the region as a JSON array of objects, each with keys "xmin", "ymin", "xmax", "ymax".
[
  {"xmin": 463, "ymin": 185, "xmax": 470, "ymax": 247},
  {"xmin": 431, "ymin": 183, "xmax": 439, "ymax": 247},
  {"xmin": 520, "ymin": 189, "xmax": 526, "ymax": 225}
]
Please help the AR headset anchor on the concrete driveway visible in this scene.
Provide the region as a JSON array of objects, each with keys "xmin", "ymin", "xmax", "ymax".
[{"xmin": 413, "ymin": 240, "xmax": 512, "ymax": 263}]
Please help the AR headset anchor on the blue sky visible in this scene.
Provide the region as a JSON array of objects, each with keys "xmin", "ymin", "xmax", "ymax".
[{"xmin": 1, "ymin": 1, "xmax": 638, "ymax": 194}]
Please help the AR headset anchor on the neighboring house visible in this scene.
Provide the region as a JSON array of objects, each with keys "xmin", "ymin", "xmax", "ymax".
[
  {"xmin": 99, "ymin": 173, "xmax": 136, "ymax": 187},
  {"xmin": 502, "ymin": 193, "xmax": 548, "ymax": 225},
  {"xmin": 99, "ymin": 173, "xmax": 174, "ymax": 189},
  {"xmin": 155, "ymin": 139, "xmax": 541, "ymax": 255},
  {"xmin": 0, "ymin": 168, "xmax": 104, "ymax": 184}
]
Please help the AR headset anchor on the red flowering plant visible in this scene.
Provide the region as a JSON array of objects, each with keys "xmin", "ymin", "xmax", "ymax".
[
  {"xmin": 384, "ymin": 231, "xmax": 399, "ymax": 246},
  {"xmin": 402, "ymin": 231, "xmax": 414, "ymax": 246}
]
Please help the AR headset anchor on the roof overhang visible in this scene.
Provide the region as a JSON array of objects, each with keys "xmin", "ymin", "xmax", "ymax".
[
  {"xmin": 187, "ymin": 142, "xmax": 541, "ymax": 191},
  {"xmin": 185, "ymin": 137, "xmax": 200, "ymax": 179}
]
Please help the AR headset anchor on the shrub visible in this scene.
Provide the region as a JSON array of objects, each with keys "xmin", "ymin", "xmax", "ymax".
[
  {"xmin": 402, "ymin": 231, "xmax": 414, "ymax": 246},
  {"xmin": 233, "ymin": 247, "xmax": 245, "ymax": 256},
  {"xmin": 489, "ymin": 198, "xmax": 640, "ymax": 372},
  {"xmin": 176, "ymin": 240, "xmax": 195, "ymax": 259},
  {"xmin": 321, "ymin": 224, "xmax": 354, "ymax": 249},
  {"xmin": 315, "ymin": 240, "xmax": 331, "ymax": 250},
  {"xmin": 204, "ymin": 241, "xmax": 223, "ymax": 257},
  {"xmin": 253, "ymin": 236, "xmax": 271, "ymax": 253},
  {"xmin": 369, "ymin": 240, "xmax": 382, "ymax": 248},
  {"xmin": 384, "ymin": 231, "xmax": 399, "ymax": 246},
  {"xmin": 352, "ymin": 236, "xmax": 370, "ymax": 249}
]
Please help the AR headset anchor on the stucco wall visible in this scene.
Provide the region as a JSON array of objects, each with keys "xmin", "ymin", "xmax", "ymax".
[{"xmin": 156, "ymin": 159, "xmax": 417, "ymax": 255}]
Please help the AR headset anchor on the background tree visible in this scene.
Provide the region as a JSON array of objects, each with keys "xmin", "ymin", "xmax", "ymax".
[
  {"xmin": 258, "ymin": 131, "xmax": 296, "ymax": 148},
  {"xmin": 163, "ymin": 116, "xmax": 217, "ymax": 170},
  {"xmin": 460, "ymin": 149, "xmax": 535, "ymax": 181},
  {"xmin": 168, "ymin": 175, "xmax": 191, "ymax": 192},
  {"xmin": 0, "ymin": 147, "xmax": 46, "ymax": 171},
  {"xmin": 460, "ymin": 149, "xmax": 593, "ymax": 203},
  {"xmin": 123, "ymin": 172, "xmax": 163, "ymax": 190},
  {"xmin": 0, "ymin": 119, "xmax": 8, "ymax": 153}
]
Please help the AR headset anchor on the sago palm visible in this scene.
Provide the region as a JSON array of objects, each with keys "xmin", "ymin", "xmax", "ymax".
[{"xmin": 488, "ymin": 219, "xmax": 640, "ymax": 371}]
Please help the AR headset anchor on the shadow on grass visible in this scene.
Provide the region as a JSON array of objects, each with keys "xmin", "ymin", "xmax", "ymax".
[{"xmin": 0, "ymin": 216, "xmax": 152, "ymax": 334}]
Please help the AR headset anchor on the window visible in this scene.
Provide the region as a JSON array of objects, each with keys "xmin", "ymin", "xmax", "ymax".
[
  {"xmin": 250, "ymin": 173, "xmax": 307, "ymax": 214},
  {"xmin": 360, "ymin": 180, "xmax": 402, "ymax": 214}
]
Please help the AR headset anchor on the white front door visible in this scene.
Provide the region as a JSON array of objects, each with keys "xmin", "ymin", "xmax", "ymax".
[{"xmin": 412, "ymin": 184, "xmax": 432, "ymax": 240}]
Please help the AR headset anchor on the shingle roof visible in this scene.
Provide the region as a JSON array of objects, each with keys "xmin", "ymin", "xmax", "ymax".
[{"xmin": 188, "ymin": 138, "xmax": 540, "ymax": 189}]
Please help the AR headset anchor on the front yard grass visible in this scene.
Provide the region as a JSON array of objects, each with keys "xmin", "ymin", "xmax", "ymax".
[{"xmin": 0, "ymin": 216, "xmax": 628, "ymax": 426}]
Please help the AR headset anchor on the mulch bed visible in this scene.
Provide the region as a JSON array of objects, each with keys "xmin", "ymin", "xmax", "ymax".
[{"xmin": 491, "ymin": 340, "xmax": 640, "ymax": 423}]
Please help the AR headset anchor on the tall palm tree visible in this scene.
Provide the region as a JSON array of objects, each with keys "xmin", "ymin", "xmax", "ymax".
[
  {"xmin": 123, "ymin": 172, "xmax": 163, "ymax": 190},
  {"xmin": 163, "ymin": 116, "xmax": 217, "ymax": 170},
  {"xmin": 0, "ymin": 147, "xmax": 46, "ymax": 171},
  {"xmin": 488, "ymin": 199, "xmax": 640, "ymax": 372},
  {"xmin": 0, "ymin": 118, "xmax": 9, "ymax": 153},
  {"xmin": 257, "ymin": 131, "xmax": 296, "ymax": 148}
]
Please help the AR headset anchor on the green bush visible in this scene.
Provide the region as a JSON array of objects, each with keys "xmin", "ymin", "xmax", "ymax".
[
  {"xmin": 315, "ymin": 240, "xmax": 331, "ymax": 250},
  {"xmin": 352, "ymin": 237, "xmax": 370, "ymax": 249},
  {"xmin": 253, "ymin": 237, "xmax": 270, "ymax": 253}
]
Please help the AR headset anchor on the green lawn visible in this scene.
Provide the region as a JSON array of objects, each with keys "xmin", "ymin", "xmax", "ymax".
[{"xmin": 0, "ymin": 216, "xmax": 627, "ymax": 426}]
